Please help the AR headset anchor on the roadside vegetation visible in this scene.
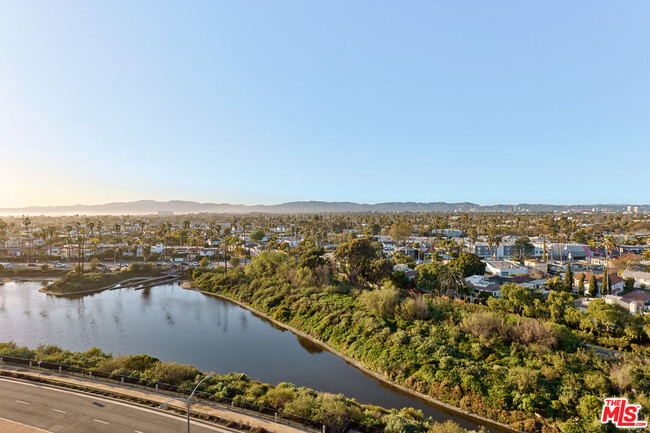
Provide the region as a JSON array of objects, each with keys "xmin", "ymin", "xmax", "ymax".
[
  {"xmin": 192, "ymin": 246, "xmax": 650, "ymax": 433},
  {"xmin": 0, "ymin": 342, "xmax": 482, "ymax": 433},
  {"xmin": 45, "ymin": 262, "xmax": 165, "ymax": 293},
  {"xmin": 0, "ymin": 265, "xmax": 67, "ymax": 278}
]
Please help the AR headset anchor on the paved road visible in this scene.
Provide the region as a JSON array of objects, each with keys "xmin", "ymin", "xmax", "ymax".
[{"xmin": 0, "ymin": 377, "xmax": 233, "ymax": 433}]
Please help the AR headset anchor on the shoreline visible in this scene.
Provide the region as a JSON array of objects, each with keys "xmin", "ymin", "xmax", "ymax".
[
  {"xmin": 187, "ymin": 283, "xmax": 520, "ymax": 433},
  {"xmin": 0, "ymin": 276, "xmax": 62, "ymax": 283},
  {"xmin": 5, "ymin": 277, "xmax": 519, "ymax": 432},
  {"xmin": 38, "ymin": 276, "xmax": 150, "ymax": 296}
]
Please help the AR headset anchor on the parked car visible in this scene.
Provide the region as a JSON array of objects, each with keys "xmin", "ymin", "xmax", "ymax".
[
  {"xmin": 191, "ymin": 262, "xmax": 200, "ymax": 266},
  {"xmin": 53, "ymin": 263, "xmax": 66, "ymax": 268},
  {"xmin": 0, "ymin": 262, "xmax": 11, "ymax": 269},
  {"xmin": 27, "ymin": 263, "xmax": 38, "ymax": 267}
]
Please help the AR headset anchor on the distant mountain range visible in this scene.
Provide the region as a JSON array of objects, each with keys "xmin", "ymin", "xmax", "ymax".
[{"xmin": 0, "ymin": 200, "xmax": 647, "ymax": 215}]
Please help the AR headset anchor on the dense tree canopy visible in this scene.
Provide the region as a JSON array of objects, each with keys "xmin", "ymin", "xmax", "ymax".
[
  {"xmin": 334, "ymin": 237, "xmax": 386, "ymax": 284},
  {"xmin": 192, "ymin": 254, "xmax": 650, "ymax": 433},
  {"xmin": 448, "ymin": 253, "xmax": 486, "ymax": 277}
]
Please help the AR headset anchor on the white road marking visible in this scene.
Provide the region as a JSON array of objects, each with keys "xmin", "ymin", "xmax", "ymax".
[
  {"xmin": 52, "ymin": 408, "xmax": 66, "ymax": 413},
  {"xmin": 15, "ymin": 399, "xmax": 30, "ymax": 404},
  {"xmin": 0, "ymin": 377, "xmax": 228, "ymax": 432},
  {"xmin": 135, "ymin": 431, "xmax": 144, "ymax": 433},
  {"xmin": 94, "ymin": 419, "xmax": 109, "ymax": 424}
]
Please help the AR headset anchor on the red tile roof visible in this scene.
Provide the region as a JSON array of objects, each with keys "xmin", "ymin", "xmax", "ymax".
[{"xmin": 574, "ymin": 272, "xmax": 624, "ymax": 286}]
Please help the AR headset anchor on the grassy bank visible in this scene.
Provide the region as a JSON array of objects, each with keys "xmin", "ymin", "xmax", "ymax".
[
  {"xmin": 0, "ymin": 342, "xmax": 481, "ymax": 433},
  {"xmin": 44, "ymin": 263, "xmax": 165, "ymax": 294},
  {"xmin": 0, "ymin": 267, "xmax": 67, "ymax": 278},
  {"xmin": 191, "ymin": 253, "xmax": 650, "ymax": 433}
]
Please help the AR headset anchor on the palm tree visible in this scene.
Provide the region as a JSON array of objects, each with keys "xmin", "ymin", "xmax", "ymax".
[
  {"xmin": 22, "ymin": 217, "xmax": 32, "ymax": 261},
  {"xmin": 64, "ymin": 225, "xmax": 73, "ymax": 262},
  {"xmin": 468, "ymin": 227, "xmax": 478, "ymax": 255},
  {"xmin": 96, "ymin": 220, "xmax": 104, "ymax": 258},
  {"xmin": 222, "ymin": 236, "xmax": 233, "ymax": 271},
  {"xmin": 114, "ymin": 245, "xmax": 124, "ymax": 263},
  {"xmin": 86, "ymin": 218, "xmax": 95, "ymax": 238},
  {"xmin": 85, "ymin": 218, "xmax": 95, "ymax": 258},
  {"xmin": 207, "ymin": 220, "xmax": 219, "ymax": 239},
  {"xmin": 45, "ymin": 225, "xmax": 57, "ymax": 259},
  {"xmin": 113, "ymin": 224, "xmax": 122, "ymax": 247},
  {"xmin": 486, "ymin": 234, "xmax": 494, "ymax": 259},
  {"xmin": 137, "ymin": 220, "xmax": 147, "ymax": 242},
  {"xmin": 125, "ymin": 238, "xmax": 135, "ymax": 260},
  {"xmin": 90, "ymin": 238, "xmax": 101, "ymax": 260},
  {"xmin": 180, "ymin": 220, "xmax": 191, "ymax": 245},
  {"xmin": 604, "ymin": 235, "xmax": 617, "ymax": 263},
  {"xmin": 492, "ymin": 236, "xmax": 501, "ymax": 259},
  {"xmin": 141, "ymin": 243, "xmax": 152, "ymax": 262},
  {"xmin": 542, "ymin": 218, "xmax": 558, "ymax": 262},
  {"xmin": 191, "ymin": 228, "xmax": 203, "ymax": 246},
  {"xmin": 439, "ymin": 266, "xmax": 465, "ymax": 299},
  {"xmin": 75, "ymin": 222, "xmax": 86, "ymax": 272},
  {"xmin": 158, "ymin": 221, "xmax": 171, "ymax": 241},
  {"xmin": 0, "ymin": 220, "xmax": 7, "ymax": 248},
  {"xmin": 75, "ymin": 235, "xmax": 85, "ymax": 275}
]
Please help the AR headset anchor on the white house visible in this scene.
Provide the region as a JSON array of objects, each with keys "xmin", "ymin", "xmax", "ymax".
[
  {"xmin": 621, "ymin": 271, "xmax": 650, "ymax": 288},
  {"xmin": 432, "ymin": 229, "xmax": 463, "ymax": 238},
  {"xmin": 620, "ymin": 290, "xmax": 650, "ymax": 311},
  {"xmin": 135, "ymin": 243, "xmax": 165, "ymax": 257},
  {"xmin": 484, "ymin": 260, "xmax": 528, "ymax": 277},
  {"xmin": 524, "ymin": 259, "xmax": 548, "ymax": 274},
  {"xmin": 521, "ymin": 278, "xmax": 549, "ymax": 290},
  {"xmin": 573, "ymin": 273, "xmax": 625, "ymax": 296},
  {"xmin": 465, "ymin": 275, "xmax": 501, "ymax": 298}
]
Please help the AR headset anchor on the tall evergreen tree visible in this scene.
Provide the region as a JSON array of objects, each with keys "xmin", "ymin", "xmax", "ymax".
[
  {"xmin": 578, "ymin": 273, "xmax": 585, "ymax": 295},
  {"xmin": 588, "ymin": 275, "xmax": 598, "ymax": 298},
  {"xmin": 564, "ymin": 264, "xmax": 574, "ymax": 292},
  {"xmin": 602, "ymin": 268, "xmax": 610, "ymax": 295}
]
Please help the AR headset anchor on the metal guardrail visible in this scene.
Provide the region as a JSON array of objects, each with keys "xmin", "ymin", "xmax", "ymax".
[{"xmin": 0, "ymin": 355, "xmax": 383, "ymax": 433}]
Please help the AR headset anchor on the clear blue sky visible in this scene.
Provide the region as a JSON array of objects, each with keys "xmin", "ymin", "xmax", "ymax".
[{"xmin": 1, "ymin": 1, "xmax": 648, "ymax": 207}]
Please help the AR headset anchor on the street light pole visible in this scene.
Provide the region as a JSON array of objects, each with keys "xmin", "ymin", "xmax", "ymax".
[
  {"xmin": 187, "ymin": 397, "xmax": 191, "ymax": 433},
  {"xmin": 160, "ymin": 373, "xmax": 213, "ymax": 433}
]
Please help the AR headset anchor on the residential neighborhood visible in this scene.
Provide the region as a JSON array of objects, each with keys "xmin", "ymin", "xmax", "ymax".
[{"xmin": 2, "ymin": 211, "xmax": 649, "ymax": 319}]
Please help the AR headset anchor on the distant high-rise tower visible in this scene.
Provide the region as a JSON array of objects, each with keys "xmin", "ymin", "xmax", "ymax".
[
  {"xmin": 634, "ymin": 206, "xmax": 639, "ymax": 214},
  {"xmin": 627, "ymin": 205, "xmax": 632, "ymax": 213}
]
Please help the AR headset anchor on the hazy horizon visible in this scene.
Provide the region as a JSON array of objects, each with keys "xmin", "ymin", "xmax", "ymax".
[
  {"xmin": 2, "ymin": 1, "xmax": 649, "ymax": 207},
  {"xmin": 0, "ymin": 198, "xmax": 647, "ymax": 217},
  {"xmin": 2, "ymin": 198, "xmax": 649, "ymax": 207}
]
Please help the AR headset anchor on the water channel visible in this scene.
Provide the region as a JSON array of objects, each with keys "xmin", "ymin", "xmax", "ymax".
[{"xmin": 0, "ymin": 281, "xmax": 500, "ymax": 432}]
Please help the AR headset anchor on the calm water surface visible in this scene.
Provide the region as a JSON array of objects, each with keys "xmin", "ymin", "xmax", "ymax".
[{"xmin": 0, "ymin": 281, "xmax": 498, "ymax": 432}]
